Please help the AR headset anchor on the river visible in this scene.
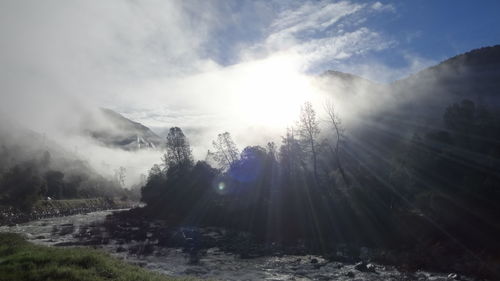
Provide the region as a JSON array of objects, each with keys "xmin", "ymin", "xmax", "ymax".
[{"xmin": 0, "ymin": 210, "xmax": 472, "ymax": 281}]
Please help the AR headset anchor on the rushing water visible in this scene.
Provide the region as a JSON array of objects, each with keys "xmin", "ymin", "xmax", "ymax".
[{"xmin": 0, "ymin": 210, "xmax": 472, "ymax": 281}]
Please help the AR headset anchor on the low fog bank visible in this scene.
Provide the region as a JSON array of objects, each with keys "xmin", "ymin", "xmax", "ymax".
[
  {"xmin": 1, "ymin": 32, "xmax": 498, "ymax": 191},
  {"xmin": 51, "ymin": 135, "xmax": 160, "ymax": 188},
  {"xmin": 0, "ymin": 102, "xmax": 163, "ymax": 189},
  {"xmin": 0, "ymin": 0, "xmax": 457, "ymax": 191},
  {"xmin": 0, "ymin": 64, "xmax": 393, "ymax": 190}
]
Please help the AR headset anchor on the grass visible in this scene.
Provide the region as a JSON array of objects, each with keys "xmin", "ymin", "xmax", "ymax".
[{"xmin": 0, "ymin": 233, "xmax": 197, "ymax": 281}]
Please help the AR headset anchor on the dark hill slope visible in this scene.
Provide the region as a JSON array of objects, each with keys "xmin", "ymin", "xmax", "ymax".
[{"xmin": 394, "ymin": 45, "xmax": 500, "ymax": 106}]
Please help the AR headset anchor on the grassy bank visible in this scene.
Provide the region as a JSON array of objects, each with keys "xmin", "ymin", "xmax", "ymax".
[{"xmin": 0, "ymin": 233, "xmax": 195, "ymax": 281}]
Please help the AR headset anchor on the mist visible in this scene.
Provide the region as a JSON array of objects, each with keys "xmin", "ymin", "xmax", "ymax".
[
  {"xmin": 2, "ymin": 2, "xmax": 500, "ymax": 280},
  {"xmin": 0, "ymin": 0, "xmax": 438, "ymax": 187}
]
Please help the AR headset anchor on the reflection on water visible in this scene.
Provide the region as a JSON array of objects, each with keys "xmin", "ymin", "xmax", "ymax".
[{"xmin": 0, "ymin": 211, "xmax": 473, "ymax": 281}]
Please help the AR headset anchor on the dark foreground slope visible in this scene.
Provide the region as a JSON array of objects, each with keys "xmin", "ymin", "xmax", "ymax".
[{"xmin": 0, "ymin": 233, "xmax": 195, "ymax": 281}]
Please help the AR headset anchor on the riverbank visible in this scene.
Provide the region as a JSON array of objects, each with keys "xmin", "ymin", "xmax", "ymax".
[
  {"xmin": 89, "ymin": 208, "xmax": 498, "ymax": 280},
  {"xmin": 0, "ymin": 209, "xmax": 488, "ymax": 281},
  {"xmin": 0, "ymin": 233, "xmax": 196, "ymax": 281},
  {"xmin": 0, "ymin": 198, "xmax": 135, "ymax": 226}
]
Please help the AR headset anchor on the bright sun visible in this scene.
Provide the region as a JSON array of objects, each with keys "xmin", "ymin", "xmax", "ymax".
[{"xmin": 233, "ymin": 55, "xmax": 314, "ymax": 129}]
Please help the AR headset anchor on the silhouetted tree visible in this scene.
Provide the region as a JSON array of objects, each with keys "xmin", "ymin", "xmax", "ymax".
[
  {"xmin": 45, "ymin": 170, "xmax": 64, "ymax": 199},
  {"xmin": 163, "ymin": 127, "xmax": 193, "ymax": 168},
  {"xmin": 141, "ymin": 164, "xmax": 165, "ymax": 206},
  {"xmin": 208, "ymin": 132, "xmax": 239, "ymax": 170},
  {"xmin": 182, "ymin": 161, "xmax": 218, "ymax": 222},
  {"xmin": 114, "ymin": 166, "xmax": 126, "ymax": 187},
  {"xmin": 279, "ymin": 128, "xmax": 304, "ymax": 183},
  {"xmin": 0, "ymin": 163, "xmax": 45, "ymax": 211},
  {"xmin": 63, "ymin": 174, "xmax": 84, "ymax": 198},
  {"xmin": 298, "ymin": 101, "xmax": 320, "ymax": 185},
  {"xmin": 324, "ymin": 99, "xmax": 349, "ymax": 187}
]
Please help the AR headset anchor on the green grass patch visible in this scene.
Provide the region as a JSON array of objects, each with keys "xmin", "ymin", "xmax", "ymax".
[{"xmin": 0, "ymin": 233, "xmax": 197, "ymax": 281}]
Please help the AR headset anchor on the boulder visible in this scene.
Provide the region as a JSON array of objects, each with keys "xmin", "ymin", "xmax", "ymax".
[
  {"xmin": 354, "ymin": 261, "xmax": 367, "ymax": 271},
  {"xmin": 354, "ymin": 261, "xmax": 376, "ymax": 273},
  {"xmin": 366, "ymin": 263, "xmax": 376, "ymax": 273}
]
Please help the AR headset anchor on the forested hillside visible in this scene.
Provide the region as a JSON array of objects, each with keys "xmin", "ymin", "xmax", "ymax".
[{"xmin": 0, "ymin": 118, "xmax": 135, "ymax": 211}]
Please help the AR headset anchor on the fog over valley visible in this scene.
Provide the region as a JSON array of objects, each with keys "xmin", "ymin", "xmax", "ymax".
[
  {"xmin": 1, "ymin": 2, "xmax": 500, "ymax": 280},
  {"xmin": 0, "ymin": 0, "xmax": 423, "ymax": 186}
]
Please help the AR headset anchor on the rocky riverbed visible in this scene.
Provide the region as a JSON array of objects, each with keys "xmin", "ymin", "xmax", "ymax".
[{"xmin": 0, "ymin": 209, "xmax": 485, "ymax": 281}]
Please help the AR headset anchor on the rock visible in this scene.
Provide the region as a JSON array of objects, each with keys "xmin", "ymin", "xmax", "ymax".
[
  {"xmin": 447, "ymin": 273, "xmax": 459, "ymax": 280},
  {"xmin": 366, "ymin": 263, "xmax": 376, "ymax": 273},
  {"xmin": 345, "ymin": 271, "xmax": 355, "ymax": 278},
  {"xmin": 354, "ymin": 261, "xmax": 367, "ymax": 271},
  {"xmin": 313, "ymin": 263, "xmax": 323, "ymax": 269},
  {"xmin": 294, "ymin": 270, "xmax": 308, "ymax": 276},
  {"xmin": 310, "ymin": 258, "xmax": 318, "ymax": 264},
  {"xmin": 354, "ymin": 261, "xmax": 376, "ymax": 273},
  {"xmin": 58, "ymin": 224, "xmax": 75, "ymax": 235},
  {"xmin": 116, "ymin": 246, "xmax": 126, "ymax": 252},
  {"xmin": 415, "ymin": 273, "xmax": 427, "ymax": 281}
]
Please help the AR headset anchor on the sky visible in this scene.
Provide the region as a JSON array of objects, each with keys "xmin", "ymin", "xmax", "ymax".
[{"xmin": 1, "ymin": 0, "xmax": 499, "ymax": 179}]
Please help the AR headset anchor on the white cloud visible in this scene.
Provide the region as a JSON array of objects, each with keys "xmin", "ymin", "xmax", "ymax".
[
  {"xmin": 371, "ymin": 2, "xmax": 395, "ymax": 13},
  {"xmin": 0, "ymin": 0, "xmax": 402, "ymax": 134},
  {"xmin": 238, "ymin": 0, "xmax": 396, "ymax": 71},
  {"xmin": 268, "ymin": 1, "xmax": 365, "ymax": 46},
  {"xmin": 294, "ymin": 27, "xmax": 395, "ymax": 69},
  {"xmin": 0, "ymin": 0, "xmax": 409, "ymax": 183}
]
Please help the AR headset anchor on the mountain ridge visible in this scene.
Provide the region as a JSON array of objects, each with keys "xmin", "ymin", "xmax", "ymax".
[
  {"xmin": 81, "ymin": 108, "xmax": 163, "ymax": 151},
  {"xmin": 322, "ymin": 44, "xmax": 500, "ymax": 86}
]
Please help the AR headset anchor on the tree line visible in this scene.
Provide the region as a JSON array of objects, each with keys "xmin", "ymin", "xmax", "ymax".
[
  {"xmin": 141, "ymin": 99, "xmax": 500, "ymax": 254},
  {"xmin": 0, "ymin": 150, "xmax": 134, "ymax": 211}
]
